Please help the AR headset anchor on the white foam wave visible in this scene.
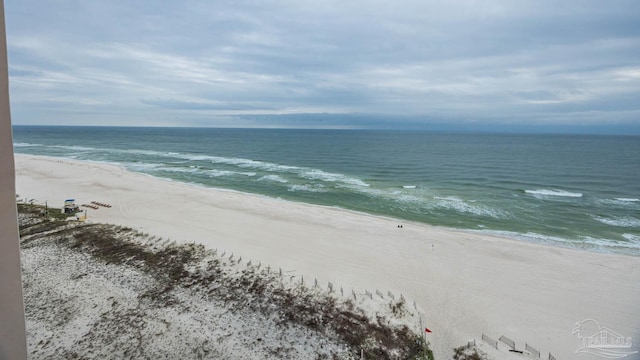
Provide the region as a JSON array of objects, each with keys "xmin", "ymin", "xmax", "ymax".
[
  {"xmin": 25, "ymin": 144, "xmax": 159, "ymax": 157},
  {"xmin": 350, "ymin": 186, "xmax": 411, "ymax": 202},
  {"xmin": 25, "ymin": 145, "xmax": 175, "ymax": 158},
  {"xmin": 124, "ymin": 162, "xmax": 162, "ymax": 171},
  {"xmin": 168, "ymin": 152, "xmax": 370, "ymax": 188},
  {"xmin": 615, "ymin": 198, "xmax": 639, "ymax": 202},
  {"xmin": 129, "ymin": 149, "xmax": 188, "ymax": 157},
  {"xmin": 393, "ymin": 193, "xmax": 427, "ymax": 206},
  {"xmin": 287, "ymin": 184, "xmax": 328, "ymax": 193},
  {"xmin": 622, "ymin": 234, "xmax": 640, "ymax": 242},
  {"xmin": 213, "ymin": 157, "xmax": 267, "ymax": 169},
  {"xmin": 592, "ymin": 215, "xmax": 640, "ymax": 228},
  {"xmin": 13, "ymin": 142, "xmax": 40, "ymax": 147},
  {"xmin": 178, "ymin": 154, "xmax": 210, "ymax": 161},
  {"xmin": 125, "ymin": 163, "xmax": 206, "ymax": 175},
  {"xmin": 53, "ymin": 147, "xmax": 368, "ymax": 189},
  {"xmin": 155, "ymin": 166, "xmax": 201, "ymax": 174},
  {"xmin": 258, "ymin": 175, "xmax": 288, "ymax": 183},
  {"xmin": 579, "ymin": 236, "xmax": 640, "ymax": 250},
  {"xmin": 49, "ymin": 144, "xmax": 98, "ymax": 151},
  {"xmin": 203, "ymin": 169, "xmax": 238, "ymax": 177},
  {"xmin": 433, "ymin": 196, "xmax": 505, "ymax": 218},
  {"xmin": 301, "ymin": 169, "xmax": 369, "ymax": 187},
  {"xmin": 348, "ymin": 186, "xmax": 385, "ymax": 197},
  {"xmin": 524, "ymin": 189, "xmax": 583, "ymax": 198},
  {"xmin": 175, "ymin": 153, "xmax": 299, "ymax": 173},
  {"xmin": 477, "ymin": 230, "xmax": 640, "ymax": 252},
  {"xmin": 158, "ymin": 150, "xmax": 371, "ymax": 189}
]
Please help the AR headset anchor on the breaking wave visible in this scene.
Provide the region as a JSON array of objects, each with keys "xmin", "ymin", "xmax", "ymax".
[
  {"xmin": 592, "ymin": 215, "xmax": 640, "ymax": 228},
  {"xmin": 258, "ymin": 175, "xmax": 289, "ymax": 183},
  {"xmin": 13, "ymin": 142, "xmax": 40, "ymax": 147},
  {"xmin": 432, "ymin": 196, "xmax": 506, "ymax": 219},
  {"xmin": 287, "ymin": 184, "xmax": 328, "ymax": 193},
  {"xmin": 615, "ymin": 198, "xmax": 639, "ymax": 202},
  {"xmin": 477, "ymin": 230, "xmax": 640, "ymax": 254},
  {"xmin": 524, "ymin": 189, "xmax": 583, "ymax": 198}
]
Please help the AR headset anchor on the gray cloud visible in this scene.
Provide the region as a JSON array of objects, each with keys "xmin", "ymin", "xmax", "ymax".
[
  {"xmin": 5, "ymin": 0, "xmax": 640, "ymax": 131},
  {"xmin": 140, "ymin": 98, "xmax": 277, "ymax": 111}
]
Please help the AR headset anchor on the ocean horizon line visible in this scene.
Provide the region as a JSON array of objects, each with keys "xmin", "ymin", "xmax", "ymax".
[{"xmin": 11, "ymin": 124, "xmax": 640, "ymax": 136}]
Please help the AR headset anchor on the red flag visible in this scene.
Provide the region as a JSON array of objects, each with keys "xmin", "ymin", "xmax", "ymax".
[{"xmin": 425, "ymin": 327, "xmax": 432, "ymax": 333}]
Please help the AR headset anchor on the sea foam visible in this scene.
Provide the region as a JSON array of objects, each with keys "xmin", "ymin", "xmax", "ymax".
[
  {"xmin": 592, "ymin": 215, "xmax": 640, "ymax": 228},
  {"xmin": 13, "ymin": 142, "xmax": 39, "ymax": 147},
  {"xmin": 615, "ymin": 198, "xmax": 639, "ymax": 202},
  {"xmin": 258, "ymin": 175, "xmax": 289, "ymax": 183},
  {"xmin": 524, "ymin": 189, "xmax": 583, "ymax": 198},
  {"xmin": 478, "ymin": 230, "xmax": 640, "ymax": 253},
  {"xmin": 433, "ymin": 196, "xmax": 505, "ymax": 218},
  {"xmin": 171, "ymin": 152, "xmax": 368, "ymax": 189},
  {"xmin": 287, "ymin": 184, "xmax": 328, "ymax": 193},
  {"xmin": 301, "ymin": 169, "xmax": 369, "ymax": 187},
  {"xmin": 622, "ymin": 233, "xmax": 640, "ymax": 243}
]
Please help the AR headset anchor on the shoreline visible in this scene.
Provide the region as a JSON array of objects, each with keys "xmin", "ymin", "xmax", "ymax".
[
  {"xmin": 15, "ymin": 153, "xmax": 638, "ymax": 259},
  {"xmin": 15, "ymin": 153, "xmax": 640, "ymax": 359}
]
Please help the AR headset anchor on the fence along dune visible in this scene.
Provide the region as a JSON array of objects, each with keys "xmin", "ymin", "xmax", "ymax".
[{"xmin": 499, "ymin": 335, "xmax": 515, "ymax": 350}]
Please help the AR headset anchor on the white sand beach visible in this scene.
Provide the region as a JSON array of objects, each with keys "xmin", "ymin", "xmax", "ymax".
[{"xmin": 15, "ymin": 154, "xmax": 640, "ymax": 359}]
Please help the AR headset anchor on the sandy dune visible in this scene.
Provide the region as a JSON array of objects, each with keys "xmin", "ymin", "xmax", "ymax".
[{"xmin": 15, "ymin": 154, "xmax": 640, "ymax": 359}]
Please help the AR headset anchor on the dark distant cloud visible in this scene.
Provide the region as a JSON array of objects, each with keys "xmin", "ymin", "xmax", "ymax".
[{"xmin": 5, "ymin": 0, "xmax": 640, "ymax": 132}]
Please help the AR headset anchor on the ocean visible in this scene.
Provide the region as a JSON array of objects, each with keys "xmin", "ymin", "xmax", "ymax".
[{"xmin": 12, "ymin": 126, "xmax": 640, "ymax": 256}]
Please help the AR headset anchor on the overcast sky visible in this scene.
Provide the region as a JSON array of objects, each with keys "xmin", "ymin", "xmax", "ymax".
[{"xmin": 5, "ymin": 0, "xmax": 640, "ymax": 132}]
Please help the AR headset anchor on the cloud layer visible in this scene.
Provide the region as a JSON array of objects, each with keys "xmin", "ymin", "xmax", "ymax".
[{"xmin": 6, "ymin": 0, "xmax": 640, "ymax": 131}]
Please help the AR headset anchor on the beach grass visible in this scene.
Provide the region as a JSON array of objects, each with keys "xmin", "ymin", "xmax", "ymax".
[{"xmin": 19, "ymin": 204, "xmax": 434, "ymax": 359}]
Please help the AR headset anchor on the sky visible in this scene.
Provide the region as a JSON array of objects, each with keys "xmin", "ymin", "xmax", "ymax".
[{"xmin": 5, "ymin": 0, "xmax": 640, "ymax": 132}]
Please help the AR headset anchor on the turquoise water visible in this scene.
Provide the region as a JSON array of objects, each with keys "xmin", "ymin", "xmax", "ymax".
[{"xmin": 12, "ymin": 126, "xmax": 640, "ymax": 255}]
